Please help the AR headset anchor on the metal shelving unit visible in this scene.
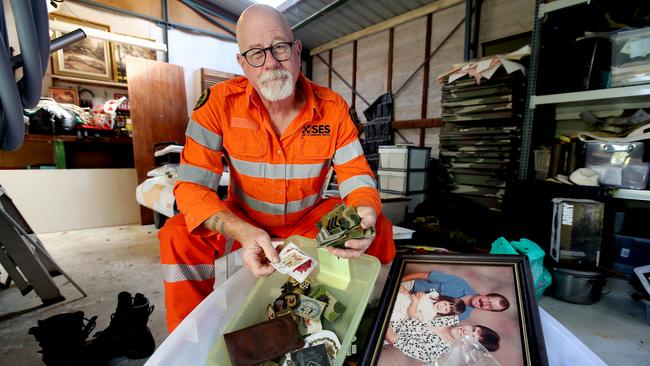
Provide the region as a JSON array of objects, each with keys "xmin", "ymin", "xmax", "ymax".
[
  {"xmin": 531, "ymin": 84, "xmax": 650, "ymax": 107},
  {"xmin": 520, "ymin": 0, "xmax": 650, "ymax": 201},
  {"xmin": 613, "ymin": 189, "xmax": 650, "ymax": 202},
  {"xmin": 538, "ymin": 0, "xmax": 590, "ymax": 17}
]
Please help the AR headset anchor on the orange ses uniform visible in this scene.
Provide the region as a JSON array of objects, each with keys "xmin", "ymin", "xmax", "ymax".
[{"xmin": 159, "ymin": 73, "xmax": 395, "ymax": 331}]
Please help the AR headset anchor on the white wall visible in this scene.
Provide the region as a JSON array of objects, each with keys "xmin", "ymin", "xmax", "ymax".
[
  {"xmin": 0, "ymin": 169, "xmax": 140, "ymax": 233},
  {"xmin": 168, "ymin": 29, "xmax": 242, "ymax": 115}
]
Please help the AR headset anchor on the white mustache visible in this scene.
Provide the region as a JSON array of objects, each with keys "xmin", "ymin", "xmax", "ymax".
[{"xmin": 259, "ymin": 69, "xmax": 290, "ymax": 84}]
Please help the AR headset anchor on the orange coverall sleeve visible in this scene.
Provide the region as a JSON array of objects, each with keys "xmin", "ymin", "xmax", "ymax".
[
  {"xmin": 174, "ymin": 89, "xmax": 228, "ymax": 235},
  {"xmin": 332, "ymin": 97, "xmax": 382, "ymax": 214}
]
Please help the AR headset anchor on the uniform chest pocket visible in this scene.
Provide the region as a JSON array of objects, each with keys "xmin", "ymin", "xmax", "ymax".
[
  {"xmin": 301, "ymin": 136, "xmax": 334, "ymax": 160},
  {"xmin": 225, "ymin": 126, "xmax": 268, "ymax": 158}
]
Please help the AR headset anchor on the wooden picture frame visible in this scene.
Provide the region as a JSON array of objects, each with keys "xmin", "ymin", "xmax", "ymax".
[
  {"xmin": 112, "ymin": 36, "xmax": 157, "ymax": 83},
  {"xmin": 50, "ymin": 14, "xmax": 114, "ymax": 81},
  {"xmin": 362, "ymin": 254, "xmax": 547, "ymax": 366},
  {"xmin": 49, "ymin": 87, "xmax": 79, "ymax": 105}
]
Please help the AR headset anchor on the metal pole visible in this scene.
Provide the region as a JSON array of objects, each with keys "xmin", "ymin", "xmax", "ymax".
[
  {"xmin": 291, "ymin": 0, "xmax": 350, "ymax": 31},
  {"xmin": 162, "ymin": 0, "xmax": 169, "ymax": 62},
  {"xmin": 464, "ymin": 0, "xmax": 472, "ymax": 61}
]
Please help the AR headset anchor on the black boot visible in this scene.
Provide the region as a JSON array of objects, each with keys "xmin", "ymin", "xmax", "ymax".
[
  {"xmin": 28, "ymin": 311, "xmax": 97, "ymax": 366},
  {"xmin": 90, "ymin": 291, "xmax": 156, "ymax": 361},
  {"xmin": 125, "ymin": 293, "xmax": 155, "ymax": 359}
]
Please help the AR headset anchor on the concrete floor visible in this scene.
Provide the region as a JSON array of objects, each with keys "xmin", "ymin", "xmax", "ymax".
[
  {"xmin": 0, "ymin": 225, "xmax": 648, "ymax": 365},
  {"xmin": 539, "ymin": 278, "xmax": 650, "ymax": 365},
  {"xmin": 0, "ymin": 225, "xmax": 166, "ymax": 366}
]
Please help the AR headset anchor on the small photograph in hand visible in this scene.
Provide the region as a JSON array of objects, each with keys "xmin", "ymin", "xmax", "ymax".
[
  {"xmin": 272, "ymin": 242, "xmax": 317, "ymax": 283},
  {"xmin": 363, "ymin": 254, "xmax": 547, "ymax": 366}
]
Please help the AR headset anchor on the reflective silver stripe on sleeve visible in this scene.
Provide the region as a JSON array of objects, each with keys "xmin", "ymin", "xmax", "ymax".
[
  {"xmin": 229, "ymin": 157, "xmax": 325, "ymax": 179},
  {"xmin": 232, "ymin": 184, "xmax": 319, "ymax": 215},
  {"xmin": 177, "ymin": 164, "xmax": 221, "ymax": 191},
  {"xmin": 186, "ymin": 119, "xmax": 223, "ymax": 151},
  {"xmin": 332, "ymin": 140, "xmax": 364, "ymax": 165},
  {"xmin": 162, "ymin": 264, "xmax": 214, "ymax": 283},
  {"xmin": 339, "ymin": 174, "xmax": 376, "ymax": 198}
]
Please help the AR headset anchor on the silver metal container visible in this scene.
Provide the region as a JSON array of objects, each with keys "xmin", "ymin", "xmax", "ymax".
[{"xmin": 551, "ymin": 267, "xmax": 607, "ymax": 305}]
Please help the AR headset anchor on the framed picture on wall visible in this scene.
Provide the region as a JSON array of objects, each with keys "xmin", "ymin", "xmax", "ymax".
[
  {"xmin": 49, "ymin": 87, "xmax": 79, "ymax": 105},
  {"xmin": 362, "ymin": 254, "xmax": 548, "ymax": 366},
  {"xmin": 50, "ymin": 14, "xmax": 114, "ymax": 81},
  {"xmin": 112, "ymin": 36, "xmax": 157, "ymax": 83}
]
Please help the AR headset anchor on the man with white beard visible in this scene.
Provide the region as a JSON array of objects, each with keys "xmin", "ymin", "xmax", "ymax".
[{"xmin": 158, "ymin": 4, "xmax": 396, "ymax": 332}]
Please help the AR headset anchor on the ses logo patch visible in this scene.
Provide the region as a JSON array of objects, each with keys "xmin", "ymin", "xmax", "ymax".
[{"xmin": 302, "ymin": 124, "xmax": 331, "ymax": 136}]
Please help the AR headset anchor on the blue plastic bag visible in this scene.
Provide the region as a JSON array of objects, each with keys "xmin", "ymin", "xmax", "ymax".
[{"xmin": 490, "ymin": 237, "xmax": 552, "ymax": 299}]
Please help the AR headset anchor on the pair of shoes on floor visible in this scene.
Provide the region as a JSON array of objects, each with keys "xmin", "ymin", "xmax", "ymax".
[{"xmin": 28, "ymin": 291, "xmax": 156, "ymax": 366}]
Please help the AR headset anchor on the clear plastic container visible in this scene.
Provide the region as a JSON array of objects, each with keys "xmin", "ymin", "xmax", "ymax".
[
  {"xmin": 378, "ymin": 169, "xmax": 427, "ymax": 193},
  {"xmin": 378, "ymin": 145, "xmax": 431, "ymax": 170},
  {"xmin": 585, "ymin": 142, "xmax": 650, "ymax": 189},
  {"xmin": 611, "ymin": 27, "xmax": 650, "ymax": 87},
  {"xmin": 206, "ymin": 236, "xmax": 381, "ymax": 366}
]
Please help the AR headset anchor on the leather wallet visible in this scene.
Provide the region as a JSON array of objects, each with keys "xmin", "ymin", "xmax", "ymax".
[{"xmin": 223, "ymin": 314, "xmax": 304, "ymax": 366}]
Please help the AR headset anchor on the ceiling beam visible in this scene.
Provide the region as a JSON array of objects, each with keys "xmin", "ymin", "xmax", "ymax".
[
  {"xmin": 291, "ymin": 0, "xmax": 350, "ymax": 32},
  {"xmin": 310, "ymin": 0, "xmax": 463, "ymax": 55}
]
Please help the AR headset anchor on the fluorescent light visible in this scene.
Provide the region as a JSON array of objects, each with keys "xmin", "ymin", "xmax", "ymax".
[{"xmin": 49, "ymin": 19, "xmax": 167, "ymax": 52}]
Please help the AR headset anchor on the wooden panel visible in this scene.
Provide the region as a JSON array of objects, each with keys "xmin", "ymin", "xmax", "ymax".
[
  {"xmin": 356, "ymin": 30, "xmax": 389, "ymax": 121},
  {"xmin": 427, "ymin": 3, "xmax": 465, "ymax": 119},
  {"xmin": 392, "ymin": 118, "xmax": 442, "ymax": 129},
  {"xmin": 127, "ymin": 58, "xmax": 188, "ymax": 224},
  {"xmin": 311, "ymin": 52, "xmax": 329, "ymax": 87},
  {"xmin": 392, "ymin": 16, "xmax": 427, "ymax": 121},
  {"xmin": 0, "ymin": 141, "xmax": 53, "ymax": 168},
  {"xmin": 168, "ymin": 0, "xmax": 235, "ymax": 37},
  {"xmin": 331, "ymin": 43, "xmax": 354, "ymax": 107},
  {"xmin": 200, "ymin": 68, "xmax": 239, "ymax": 91},
  {"xmin": 480, "ymin": 0, "xmax": 534, "ymax": 45}
]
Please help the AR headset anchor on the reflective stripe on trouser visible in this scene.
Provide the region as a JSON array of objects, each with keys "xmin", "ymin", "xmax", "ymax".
[{"xmin": 158, "ymin": 198, "xmax": 396, "ymax": 332}]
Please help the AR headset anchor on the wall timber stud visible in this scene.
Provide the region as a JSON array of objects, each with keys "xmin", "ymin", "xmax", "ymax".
[
  {"xmin": 352, "ymin": 40, "xmax": 357, "ymax": 109},
  {"xmin": 387, "ymin": 28, "xmax": 394, "ymax": 93},
  {"xmin": 420, "ymin": 14, "xmax": 433, "ymax": 146},
  {"xmin": 327, "ymin": 49, "xmax": 332, "ymax": 88}
]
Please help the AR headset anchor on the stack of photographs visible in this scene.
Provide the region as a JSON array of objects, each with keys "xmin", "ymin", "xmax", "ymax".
[{"xmin": 439, "ymin": 72, "xmax": 525, "ymax": 212}]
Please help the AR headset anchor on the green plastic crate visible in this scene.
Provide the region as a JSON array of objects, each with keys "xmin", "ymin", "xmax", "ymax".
[{"xmin": 206, "ymin": 235, "xmax": 381, "ymax": 366}]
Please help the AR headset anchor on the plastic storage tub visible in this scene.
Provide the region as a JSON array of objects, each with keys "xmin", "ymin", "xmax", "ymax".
[
  {"xmin": 611, "ymin": 234, "xmax": 650, "ymax": 275},
  {"xmin": 611, "ymin": 27, "xmax": 650, "ymax": 87},
  {"xmin": 378, "ymin": 145, "xmax": 431, "ymax": 170},
  {"xmin": 205, "ymin": 236, "xmax": 381, "ymax": 366},
  {"xmin": 378, "ymin": 169, "xmax": 427, "ymax": 194},
  {"xmin": 585, "ymin": 142, "xmax": 650, "ymax": 189},
  {"xmin": 379, "ymin": 192, "xmax": 411, "ymax": 224}
]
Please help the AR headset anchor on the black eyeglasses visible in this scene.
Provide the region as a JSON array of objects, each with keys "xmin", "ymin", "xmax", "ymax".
[{"xmin": 240, "ymin": 41, "xmax": 295, "ymax": 67}]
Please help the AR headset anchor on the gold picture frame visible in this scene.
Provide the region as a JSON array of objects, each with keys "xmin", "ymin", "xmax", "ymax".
[
  {"xmin": 50, "ymin": 14, "xmax": 114, "ymax": 82},
  {"xmin": 49, "ymin": 87, "xmax": 79, "ymax": 105},
  {"xmin": 112, "ymin": 35, "xmax": 157, "ymax": 84}
]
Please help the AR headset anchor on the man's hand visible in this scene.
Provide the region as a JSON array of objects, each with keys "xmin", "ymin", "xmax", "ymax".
[
  {"xmin": 204, "ymin": 211, "xmax": 279, "ymax": 277},
  {"xmin": 237, "ymin": 224, "xmax": 279, "ymax": 277},
  {"xmin": 327, "ymin": 205, "xmax": 376, "ymax": 259}
]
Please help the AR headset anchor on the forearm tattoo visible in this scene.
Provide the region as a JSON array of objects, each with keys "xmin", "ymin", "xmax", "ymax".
[{"xmin": 207, "ymin": 215, "xmax": 229, "ymax": 237}]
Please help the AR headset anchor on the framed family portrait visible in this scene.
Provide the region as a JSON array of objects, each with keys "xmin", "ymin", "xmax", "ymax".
[
  {"xmin": 362, "ymin": 254, "xmax": 547, "ymax": 366},
  {"xmin": 49, "ymin": 87, "xmax": 79, "ymax": 105},
  {"xmin": 112, "ymin": 36, "xmax": 157, "ymax": 83},
  {"xmin": 50, "ymin": 14, "xmax": 114, "ymax": 81}
]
